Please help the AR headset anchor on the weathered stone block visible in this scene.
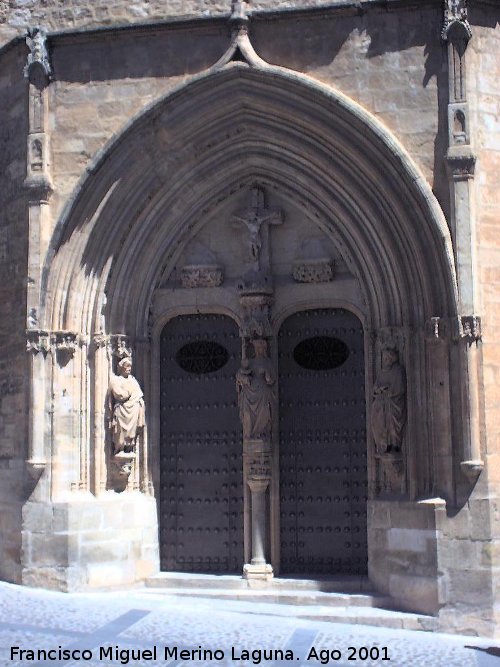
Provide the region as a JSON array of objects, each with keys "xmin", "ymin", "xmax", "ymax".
[{"xmin": 389, "ymin": 573, "xmax": 440, "ymax": 615}]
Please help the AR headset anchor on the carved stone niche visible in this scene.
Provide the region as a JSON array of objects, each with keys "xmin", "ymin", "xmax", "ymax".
[{"xmin": 180, "ymin": 265, "xmax": 224, "ymax": 288}]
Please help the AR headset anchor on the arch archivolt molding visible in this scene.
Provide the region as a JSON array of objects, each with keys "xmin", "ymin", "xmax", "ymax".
[{"xmin": 27, "ymin": 63, "xmax": 476, "ymax": 529}]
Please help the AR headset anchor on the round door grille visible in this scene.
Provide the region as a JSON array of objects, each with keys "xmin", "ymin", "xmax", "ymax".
[
  {"xmin": 175, "ymin": 341, "xmax": 229, "ymax": 374},
  {"xmin": 293, "ymin": 336, "xmax": 349, "ymax": 370}
]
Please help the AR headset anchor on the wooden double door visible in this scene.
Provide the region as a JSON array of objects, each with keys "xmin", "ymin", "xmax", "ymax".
[{"xmin": 159, "ymin": 309, "xmax": 367, "ymax": 575}]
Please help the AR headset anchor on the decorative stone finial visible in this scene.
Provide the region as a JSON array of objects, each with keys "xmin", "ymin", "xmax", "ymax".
[
  {"xmin": 25, "ymin": 27, "xmax": 52, "ymax": 83},
  {"xmin": 231, "ymin": 0, "xmax": 248, "ymax": 24}
]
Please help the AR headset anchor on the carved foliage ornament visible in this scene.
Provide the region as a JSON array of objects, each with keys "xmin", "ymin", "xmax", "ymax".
[
  {"xmin": 25, "ymin": 28, "xmax": 52, "ymax": 82},
  {"xmin": 442, "ymin": 0, "xmax": 472, "ymax": 41},
  {"xmin": 180, "ymin": 265, "xmax": 224, "ymax": 288},
  {"xmin": 461, "ymin": 315, "xmax": 481, "ymax": 346},
  {"xmin": 424, "ymin": 316, "xmax": 482, "ymax": 344},
  {"xmin": 26, "ymin": 330, "xmax": 79, "ymax": 357},
  {"xmin": 292, "ymin": 259, "xmax": 334, "ymax": 284}
]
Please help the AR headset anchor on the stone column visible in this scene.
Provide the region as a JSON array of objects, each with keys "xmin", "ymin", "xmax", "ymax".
[
  {"xmin": 442, "ymin": 3, "xmax": 483, "ymax": 480},
  {"xmin": 26, "ymin": 332, "xmax": 51, "ymax": 480},
  {"xmin": 24, "ymin": 28, "xmax": 53, "ymax": 332},
  {"xmin": 243, "ymin": 440, "xmax": 273, "ymax": 580}
]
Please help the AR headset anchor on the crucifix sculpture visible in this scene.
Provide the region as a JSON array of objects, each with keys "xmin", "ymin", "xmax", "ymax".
[{"xmin": 232, "ymin": 186, "xmax": 283, "ymax": 275}]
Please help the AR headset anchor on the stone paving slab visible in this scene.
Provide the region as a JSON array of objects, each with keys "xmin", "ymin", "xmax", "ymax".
[{"xmin": 1, "ymin": 583, "xmax": 500, "ymax": 667}]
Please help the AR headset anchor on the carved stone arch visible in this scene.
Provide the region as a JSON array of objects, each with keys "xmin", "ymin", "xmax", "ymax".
[
  {"xmin": 39, "ymin": 63, "xmax": 462, "ymax": 507},
  {"xmin": 42, "ymin": 64, "xmax": 458, "ymax": 337}
]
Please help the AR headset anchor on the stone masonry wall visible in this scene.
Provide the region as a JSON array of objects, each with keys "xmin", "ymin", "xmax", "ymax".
[
  {"xmin": 468, "ymin": 7, "xmax": 500, "ymax": 631},
  {"xmin": 0, "ymin": 1, "xmax": 381, "ymax": 48},
  {"xmin": 0, "ymin": 41, "xmax": 29, "ymax": 583},
  {"xmin": 47, "ymin": 3, "xmax": 447, "ymax": 226}
]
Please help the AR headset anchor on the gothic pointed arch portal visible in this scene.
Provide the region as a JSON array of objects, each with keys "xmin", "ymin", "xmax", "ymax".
[{"xmin": 36, "ymin": 63, "xmax": 467, "ymax": 587}]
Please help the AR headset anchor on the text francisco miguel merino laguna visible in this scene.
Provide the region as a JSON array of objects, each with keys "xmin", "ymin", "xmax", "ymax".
[{"xmin": 10, "ymin": 644, "xmax": 354, "ymax": 664}]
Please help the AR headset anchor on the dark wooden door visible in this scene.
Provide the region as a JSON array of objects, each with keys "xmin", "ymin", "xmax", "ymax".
[
  {"xmin": 160, "ymin": 314, "xmax": 244, "ymax": 573},
  {"xmin": 278, "ymin": 308, "xmax": 367, "ymax": 575}
]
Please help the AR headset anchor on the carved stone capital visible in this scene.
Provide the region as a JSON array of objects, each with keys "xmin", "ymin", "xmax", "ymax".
[
  {"xmin": 240, "ymin": 291, "xmax": 273, "ymax": 339},
  {"xmin": 446, "ymin": 147, "xmax": 476, "ymax": 179},
  {"xmin": 442, "ymin": 0, "xmax": 472, "ymax": 42},
  {"xmin": 244, "ymin": 438, "xmax": 272, "ymax": 485},
  {"xmin": 27, "ymin": 330, "xmax": 81, "ymax": 358},
  {"xmin": 110, "ymin": 334, "xmax": 132, "ymax": 359},
  {"xmin": 180, "ymin": 265, "xmax": 224, "ymax": 288},
  {"xmin": 26, "ymin": 330, "xmax": 52, "ymax": 355},
  {"xmin": 92, "ymin": 333, "xmax": 110, "ymax": 349},
  {"xmin": 460, "ymin": 315, "xmax": 481, "ymax": 346},
  {"xmin": 292, "ymin": 259, "xmax": 334, "ymax": 284},
  {"xmin": 23, "ymin": 173, "xmax": 53, "ymax": 203},
  {"xmin": 25, "ymin": 28, "xmax": 52, "ymax": 83},
  {"xmin": 424, "ymin": 316, "xmax": 450, "ymax": 342},
  {"xmin": 54, "ymin": 332, "xmax": 78, "ymax": 356},
  {"xmin": 112, "ymin": 451, "xmax": 136, "ymax": 478}
]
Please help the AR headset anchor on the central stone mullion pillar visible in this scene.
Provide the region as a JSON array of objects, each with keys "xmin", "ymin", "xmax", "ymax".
[
  {"xmin": 243, "ymin": 438, "xmax": 273, "ymax": 579},
  {"xmin": 232, "ymin": 186, "xmax": 283, "ymax": 581}
]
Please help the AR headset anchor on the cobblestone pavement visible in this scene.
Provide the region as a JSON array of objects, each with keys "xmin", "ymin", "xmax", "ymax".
[{"xmin": 1, "ymin": 583, "xmax": 499, "ymax": 667}]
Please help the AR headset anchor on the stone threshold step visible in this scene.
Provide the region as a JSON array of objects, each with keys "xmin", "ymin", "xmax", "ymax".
[
  {"xmin": 142, "ymin": 586, "xmax": 393, "ymax": 608},
  {"xmin": 297, "ymin": 611, "xmax": 439, "ymax": 633},
  {"xmin": 146, "ymin": 572, "xmax": 373, "ymax": 593},
  {"xmin": 140, "ymin": 589, "xmax": 439, "ymax": 633}
]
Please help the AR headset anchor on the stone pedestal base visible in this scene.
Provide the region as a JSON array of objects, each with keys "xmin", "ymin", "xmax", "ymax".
[
  {"xmin": 21, "ymin": 492, "xmax": 159, "ymax": 591},
  {"xmin": 243, "ymin": 562, "xmax": 273, "ymax": 581}
]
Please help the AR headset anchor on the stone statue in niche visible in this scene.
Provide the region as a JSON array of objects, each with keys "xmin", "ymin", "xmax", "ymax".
[
  {"xmin": 108, "ymin": 358, "xmax": 145, "ymax": 458},
  {"xmin": 371, "ymin": 347, "xmax": 406, "ymax": 455},
  {"xmin": 236, "ymin": 338, "xmax": 276, "ymax": 441}
]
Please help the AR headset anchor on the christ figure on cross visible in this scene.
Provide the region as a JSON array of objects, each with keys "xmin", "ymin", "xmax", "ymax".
[{"xmin": 232, "ymin": 186, "xmax": 283, "ymax": 273}]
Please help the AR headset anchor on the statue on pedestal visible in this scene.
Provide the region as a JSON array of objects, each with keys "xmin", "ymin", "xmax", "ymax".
[
  {"xmin": 108, "ymin": 358, "xmax": 145, "ymax": 460},
  {"xmin": 236, "ymin": 338, "xmax": 276, "ymax": 441},
  {"xmin": 371, "ymin": 347, "xmax": 406, "ymax": 455}
]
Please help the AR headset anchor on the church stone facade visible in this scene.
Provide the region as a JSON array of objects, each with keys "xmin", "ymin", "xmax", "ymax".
[{"xmin": 0, "ymin": 0, "xmax": 499, "ymax": 637}]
